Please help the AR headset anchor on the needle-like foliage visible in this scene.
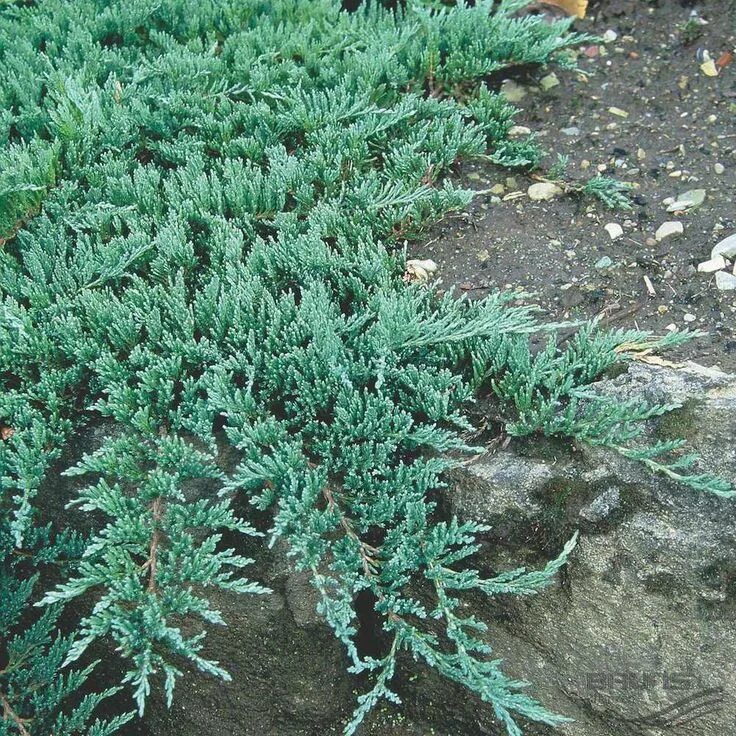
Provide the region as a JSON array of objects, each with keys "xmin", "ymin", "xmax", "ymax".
[{"xmin": 0, "ymin": 2, "xmax": 730, "ymax": 735}]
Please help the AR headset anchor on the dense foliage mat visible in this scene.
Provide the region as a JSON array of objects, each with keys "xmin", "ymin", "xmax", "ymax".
[{"xmin": 0, "ymin": 1, "xmax": 731, "ymax": 734}]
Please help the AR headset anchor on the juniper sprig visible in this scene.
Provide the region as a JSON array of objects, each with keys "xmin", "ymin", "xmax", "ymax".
[{"xmin": 0, "ymin": 2, "xmax": 729, "ymax": 735}]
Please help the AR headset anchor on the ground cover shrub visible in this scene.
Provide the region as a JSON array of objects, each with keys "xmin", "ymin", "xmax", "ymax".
[{"xmin": 0, "ymin": 1, "xmax": 731, "ymax": 734}]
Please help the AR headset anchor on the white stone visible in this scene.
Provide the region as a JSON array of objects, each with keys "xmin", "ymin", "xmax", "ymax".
[
  {"xmin": 527, "ymin": 182, "xmax": 563, "ymax": 201},
  {"xmin": 683, "ymin": 313, "xmax": 696, "ymax": 323},
  {"xmin": 655, "ymin": 221, "xmax": 683, "ymax": 242},
  {"xmin": 711, "ymin": 233, "xmax": 736, "ymax": 260},
  {"xmin": 715, "ymin": 271, "xmax": 736, "ymax": 290},
  {"xmin": 602, "ymin": 29, "xmax": 618, "ymax": 42},
  {"xmin": 666, "ymin": 189, "xmax": 706, "ymax": 212},
  {"xmin": 508, "ymin": 125, "xmax": 532, "ymax": 137},
  {"xmin": 405, "ymin": 258, "xmax": 438, "ymax": 283},
  {"xmin": 714, "ymin": 163, "xmax": 725, "ymax": 175},
  {"xmin": 697, "ymin": 256, "xmax": 727, "ymax": 273},
  {"xmin": 604, "ymin": 223, "xmax": 624, "ymax": 241}
]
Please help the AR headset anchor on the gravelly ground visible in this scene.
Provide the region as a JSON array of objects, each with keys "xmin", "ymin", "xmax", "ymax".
[{"xmin": 417, "ymin": 0, "xmax": 736, "ymax": 371}]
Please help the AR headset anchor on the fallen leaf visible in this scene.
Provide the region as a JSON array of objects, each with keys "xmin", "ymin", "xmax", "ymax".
[
  {"xmin": 716, "ymin": 50, "xmax": 734, "ymax": 70},
  {"xmin": 538, "ymin": 0, "xmax": 587, "ymax": 19},
  {"xmin": 700, "ymin": 58, "xmax": 719, "ymax": 77},
  {"xmin": 635, "ymin": 355, "xmax": 683, "ymax": 368}
]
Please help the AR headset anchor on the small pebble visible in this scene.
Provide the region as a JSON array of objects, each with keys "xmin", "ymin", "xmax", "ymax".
[
  {"xmin": 508, "ymin": 125, "xmax": 532, "ymax": 137},
  {"xmin": 714, "ymin": 163, "xmax": 725, "ymax": 174},
  {"xmin": 602, "ymin": 29, "xmax": 618, "ymax": 43},
  {"xmin": 595, "ymin": 256, "xmax": 613, "ymax": 269},
  {"xmin": 698, "ymin": 256, "xmax": 727, "ymax": 273},
  {"xmin": 715, "ymin": 271, "xmax": 736, "ymax": 290},
  {"xmin": 655, "ymin": 221, "xmax": 684, "ymax": 242},
  {"xmin": 539, "ymin": 73, "xmax": 560, "ymax": 91},
  {"xmin": 528, "ymin": 182, "xmax": 563, "ymax": 201},
  {"xmin": 711, "ymin": 233, "xmax": 736, "ymax": 260},
  {"xmin": 683, "ymin": 313, "xmax": 696, "ymax": 323},
  {"xmin": 561, "ymin": 126, "xmax": 581, "ymax": 136},
  {"xmin": 604, "ymin": 223, "xmax": 624, "ymax": 241}
]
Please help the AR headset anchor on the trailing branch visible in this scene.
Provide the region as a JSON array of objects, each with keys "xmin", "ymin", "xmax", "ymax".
[{"xmin": 1, "ymin": 691, "xmax": 31, "ymax": 736}]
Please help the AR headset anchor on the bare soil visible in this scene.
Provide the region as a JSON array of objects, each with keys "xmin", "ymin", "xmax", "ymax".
[{"xmin": 418, "ymin": 0, "xmax": 736, "ymax": 371}]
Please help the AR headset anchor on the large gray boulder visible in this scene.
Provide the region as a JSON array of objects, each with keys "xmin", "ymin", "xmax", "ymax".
[
  {"xmin": 61, "ymin": 361, "xmax": 735, "ymax": 735},
  {"xmin": 448, "ymin": 361, "xmax": 736, "ymax": 736}
]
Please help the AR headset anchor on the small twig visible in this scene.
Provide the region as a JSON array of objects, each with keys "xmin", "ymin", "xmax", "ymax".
[
  {"xmin": 146, "ymin": 497, "xmax": 164, "ymax": 593},
  {"xmin": 322, "ymin": 485, "xmax": 378, "ymax": 579},
  {"xmin": 320, "ymin": 481, "xmax": 404, "ymax": 624},
  {"xmin": 1, "ymin": 691, "xmax": 32, "ymax": 736},
  {"xmin": 596, "ymin": 302, "xmax": 641, "ymax": 328}
]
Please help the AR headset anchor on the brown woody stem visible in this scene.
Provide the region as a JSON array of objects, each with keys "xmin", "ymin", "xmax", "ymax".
[{"xmin": 1, "ymin": 691, "xmax": 31, "ymax": 736}]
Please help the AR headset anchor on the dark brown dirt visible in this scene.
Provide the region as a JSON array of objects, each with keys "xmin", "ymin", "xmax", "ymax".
[{"xmin": 417, "ymin": 0, "xmax": 736, "ymax": 371}]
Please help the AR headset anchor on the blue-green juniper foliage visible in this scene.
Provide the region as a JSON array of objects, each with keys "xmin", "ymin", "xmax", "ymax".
[{"xmin": 0, "ymin": 1, "xmax": 731, "ymax": 735}]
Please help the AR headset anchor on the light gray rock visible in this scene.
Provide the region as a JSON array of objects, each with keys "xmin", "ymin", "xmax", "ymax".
[
  {"xmin": 711, "ymin": 232, "xmax": 736, "ymax": 260},
  {"xmin": 450, "ymin": 362, "xmax": 736, "ymax": 736},
  {"xmin": 655, "ymin": 221, "xmax": 683, "ymax": 241},
  {"xmin": 667, "ymin": 188, "xmax": 706, "ymax": 212},
  {"xmin": 58, "ymin": 363, "xmax": 736, "ymax": 736},
  {"xmin": 528, "ymin": 182, "xmax": 563, "ymax": 201},
  {"xmin": 579, "ymin": 487, "xmax": 621, "ymax": 523},
  {"xmin": 716, "ymin": 271, "xmax": 736, "ymax": 290}
]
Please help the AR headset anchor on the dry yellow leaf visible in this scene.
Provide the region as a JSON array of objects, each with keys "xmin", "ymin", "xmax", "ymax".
[
  {"xmin": 613, "ymin": 340, "xmax": 682, "ymax": 369},
  {"xmin": 632, "ymin": 354, "xmax": 683, "ymax": 369},
  {"xmin": 539, "ymin": 0, "xmax": 587, "ymax": 19},
  {"xmin": 700, "ymin": 59, "xmax": 719, "ymax": 77}
]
